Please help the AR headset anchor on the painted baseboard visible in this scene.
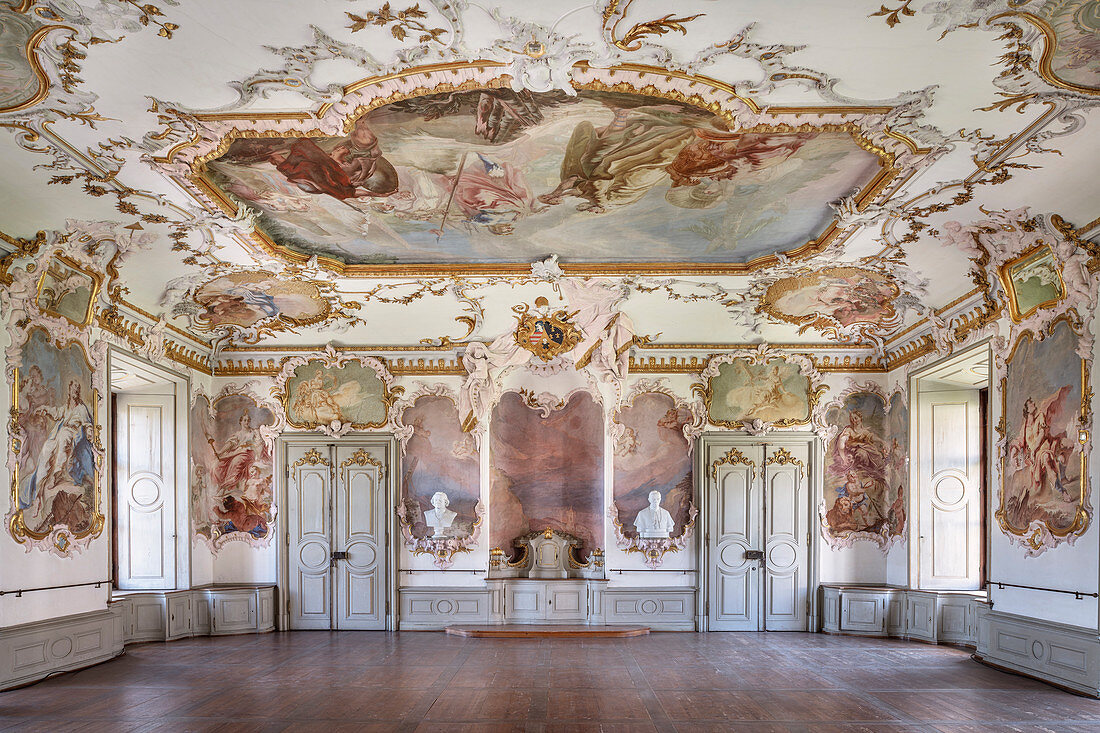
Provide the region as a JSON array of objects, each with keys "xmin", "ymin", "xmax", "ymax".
[
  {"xmin": 0, "ymin": 607, "xmax": 124, "ymax": 691},
  {"xmin": 975, "ymin": 609, "xmax": 1100, "ymax": 697}
]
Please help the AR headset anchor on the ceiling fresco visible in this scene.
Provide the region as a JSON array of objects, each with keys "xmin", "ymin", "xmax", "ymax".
[
  {"xmin": 0, "ymin": 0, "xmax": 1096, "ymax": 362},
  {"xmin": 201, "ymin": 89, "xmax": 886, "ymax": 267}
]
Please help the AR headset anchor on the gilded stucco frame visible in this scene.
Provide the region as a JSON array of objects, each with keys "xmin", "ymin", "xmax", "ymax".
[
  {"xmin": 995, "ymin": 315, "xmax": 1091, "ymax": 552},
  {"xmin": 34, "ymin": 251, "xmax": 103, "ymax": 328},
  {"xmin": 695, "ymin": 349, "xmax": 828, "ymax": 430},
  {"xmin": 7, "ymin": 326, "xmax": 104, "ymax": 553},
  {"xmin": 272, "ymin": 347, "xmax": 403, "ymax": 433},
  {"xmin": 997, "ymin": 243, "xmax": 1067, "ymax": 324},
  {"xmin": 758, "ymin": 266, "xmax": 902, "ymax": 335},
  {"xmin": 166, "ymin": 62, "xmax": 915, "ymax": 277}
]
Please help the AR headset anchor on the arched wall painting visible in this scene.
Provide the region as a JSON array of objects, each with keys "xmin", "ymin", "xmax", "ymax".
[
  {"xmin": 490, "ymin": 392, "xmax": 603, "ymax": 560},
  {"xmin": 822, "ymin": 391, "xmax": 906, "ymax": 548},
  {"xmin": 613, "ymin": 392, "xmax": 693, "ymax": 537},
  {"xmin": 204, "ymin": 89, "xmax": 884, "ymax": 266},
  {"xmin": 10, "ymin": 328, "xmax": 102, "ymax": 549},
  {"xmin": 999, "ymin": 318, "xmax": 1090, "ymax": 551},
  {"xmin": 191, "ymin": 393, "xmax": 277, "ymax": 548},
  {"xmin": 400, "ymin": 395, "xmax": 480, "ymax": 539}
]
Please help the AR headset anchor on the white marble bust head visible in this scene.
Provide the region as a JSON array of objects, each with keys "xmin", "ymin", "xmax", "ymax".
[
  {"xmin": 425, "ymin": 491, "xmax": 457, "ymax": 538},
  {"xmin": 635, "ymin": 490, "xmax": 675, "ymax": 539}
]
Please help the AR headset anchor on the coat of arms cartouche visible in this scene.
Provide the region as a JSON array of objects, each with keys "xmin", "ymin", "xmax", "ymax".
[{"xmin": 513, "ymin": 296, "xmax": 583, "ymax": 361}]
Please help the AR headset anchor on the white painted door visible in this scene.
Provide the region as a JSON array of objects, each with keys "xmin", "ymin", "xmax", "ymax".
[
  {"xmin": 115, "ymin": 393, "xmax": 175, "ymax": 590},
  {"xmin": 286, "ymin": 441, "xmax": 389, "ymax": 630},
  {"xmin": 707, "ymin": 443, "xmax": 765, "ymax": 631},
  {"xmin": 762, "ymin": 443, "xmax": 810, "ymax": 631},
  {"xmin": 917, "ymin": 389, "xmax": 982, "ymax": 590},
  {"xmin": 287, "ymin": 444, "xmax": 333, "ymax": 629},
  {"xmin": 333, "ymin": 445, "xmax": 386, "ymax": 630}
]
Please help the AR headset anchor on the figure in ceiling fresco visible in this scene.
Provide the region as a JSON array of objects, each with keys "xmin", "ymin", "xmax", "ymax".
[
  {"xmin": 1044, "ymin": 0, "xmax": 1100, "ymax": 89},
  {"xmin": 766, "ymin": 268, "xmax": 898, "ymax": 328},
  {"xmin": 205, "ymin": 89, "xmax": 884, "ymax": 266}
]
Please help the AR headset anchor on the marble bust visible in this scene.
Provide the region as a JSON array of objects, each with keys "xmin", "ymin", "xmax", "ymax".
[
  {"xmin": 634, "ymin": 490, "xmax": 675, "ymax": 539},
  {"xmin": 425, "ymin": 491, "xmax": 457, "ymax": 538}
]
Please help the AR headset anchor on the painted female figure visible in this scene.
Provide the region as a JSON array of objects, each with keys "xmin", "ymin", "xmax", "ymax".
[
  {"xmin": 208, "ymin": 413, "xmax": 266, "ymax": 497},
  {"xmin": 20, "ymin": 379, "xmax": 96, "ymax": 533},
  {"xmin": 1009, "ymin": 389, "xmax": 1075, "ymax": 502}
]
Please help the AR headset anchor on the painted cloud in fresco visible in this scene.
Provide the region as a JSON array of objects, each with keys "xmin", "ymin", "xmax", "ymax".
[
  {"xmin": 613, "ymin": 392, "xmax": 693, "ymax": 538},
  {"xmin": 205, "ymin": 89, "xmax": 883, "ymax": 266},
  {"xmin": 400, "ymin": 395, "xmax": 480, "ymax": 539},
  {"xmin": 490, "ymin": 392, "xmax": 603, "ymax": 559}
]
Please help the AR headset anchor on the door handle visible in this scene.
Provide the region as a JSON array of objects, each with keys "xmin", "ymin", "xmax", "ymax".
[
  {"xmin": 331, "ymin": 551, "xmax": 349, "ymax": 567},
  {"xmin": 744, "ymin": 549, "xmax": 764, "ymax": 560}
]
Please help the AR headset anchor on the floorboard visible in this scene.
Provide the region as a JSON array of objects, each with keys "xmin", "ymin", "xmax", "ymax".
[{"xmin": 0, "ymin": 631, "xmax": 1097, "ymax": 731}]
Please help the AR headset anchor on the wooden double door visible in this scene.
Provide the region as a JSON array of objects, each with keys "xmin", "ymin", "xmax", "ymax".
[
  {"xmin": 704, "ymin": 438, "xmax": 812, "ymax": 631},
  {"xmin": 284, "ymin": 439, "xmax": 392, "ymax": 630}
]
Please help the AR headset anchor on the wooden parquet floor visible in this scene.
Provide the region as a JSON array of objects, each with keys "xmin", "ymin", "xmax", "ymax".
[{"xmin": 2, "ymin": 631, "xmax": 1099, "ymax": 731}]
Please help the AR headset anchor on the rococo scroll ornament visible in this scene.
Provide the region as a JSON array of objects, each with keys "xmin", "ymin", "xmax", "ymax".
[
  {"xmin": 273, "ymin": 345, "xmax": 403, "ymax": 436},
  {"xmin": 6, "ymin": 322, "xmax": 105, "ymax": 556},
  {"xmin": 996, "ymin": 316, "xmax": 1091, "ymax": 556}
]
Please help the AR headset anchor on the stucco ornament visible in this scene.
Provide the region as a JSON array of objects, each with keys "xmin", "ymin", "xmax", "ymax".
[{"xmin": 458, "ymin": 278, "xmax": 637, "ymax": 432}]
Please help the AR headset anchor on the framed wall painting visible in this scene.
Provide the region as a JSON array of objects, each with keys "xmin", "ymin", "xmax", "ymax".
[
  {"xmin": 698, "ymin": 349, "xmax": 825, "ymax": 429},
  {"xmin": 274, "ymin": 347, "xmax": 401, "ymax": 433},
  {"xmin": 998, "ymin": 244, "xmax": 1066, "ymax": 323},
  {"xmin": 34, "ymin": 253, "xmax": 102, "ymax": 328},
  {"xmin": 997, "ymin": 316, "xmax": 1091, "ymax": 554},
  {"xmin": 7, "ymin": 326, "xmax": 104, "ymax": 554}
]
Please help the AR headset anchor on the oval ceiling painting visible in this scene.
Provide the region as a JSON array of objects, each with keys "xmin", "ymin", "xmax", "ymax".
[{"xmin": 203, "ymin": 89, "xmax": 888, "ymax": 268}]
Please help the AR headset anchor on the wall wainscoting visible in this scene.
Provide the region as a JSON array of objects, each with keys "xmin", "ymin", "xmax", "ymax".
[
  {"xmin": 398, "ymin": 585, "xmax": 696, "ymax": 630},
  {"xmin": 114, "ymin": 585, "xmax": 276, "ymax": 643},
  {"xmin": 0, "ymin": 585, "xmax": 276, "ymax": 691},
  {"xmin": 975, "ymin": 610, "xmax": 1100, "ymax": 698},
  {"xmin": 0, "ymin": 607, "xmax": 125, "ymax": 691},
  {"xmin": 821, "ymin": 585, "xmax": 988, "ymax": 645}
]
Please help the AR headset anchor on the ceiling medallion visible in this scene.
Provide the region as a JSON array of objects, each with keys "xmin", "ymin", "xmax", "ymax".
[{"xmin": 513, "ymin": 296, "xmax": 583, "ymax": 362}]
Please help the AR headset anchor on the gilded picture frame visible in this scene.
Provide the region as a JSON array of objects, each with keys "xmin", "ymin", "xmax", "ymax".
[
  {"xmin": 34, "ymin": 252, "xmax": 103, "ymax": 328},
  {"xmin": 996, "ymin": 315, "xmax": 1091, "ymax": 554},
  {"xmin": 998, "ymin": 244, "xmax": 1067, "ymax": 324}
]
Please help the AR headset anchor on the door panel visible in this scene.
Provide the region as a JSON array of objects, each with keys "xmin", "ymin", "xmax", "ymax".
[
  {"xmin": 334, "ymin": 445, "xmax": 386, "ymax": 630},
  {"xmin": 286, "ymin": 442, "xmax": 389, "ymax": 630},
  {"xmin": 708, "ymin": 444, "xmax": 763, "ymax": 631},
  {"xmin": 706, "ymin": 439, "xmax": 811, "ymax": 631},
  {"xmin": 116, "ymin": 393, "xmax": 175, "ymax": 590},
  {"xmin": 763, "ymin": 444, "xmax": 809, "ymax": 631},
  {"xmin": 287, "ymin": 445, "xmax": 333, "ymax": 629},
  {"xmin": 918, "ymin": 390, "xmax": 981, "ymax": 590}
]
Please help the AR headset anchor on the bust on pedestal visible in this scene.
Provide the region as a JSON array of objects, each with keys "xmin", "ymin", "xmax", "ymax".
[
  {"xmin": 634, "ymin": 490, "xmax": 675, "ymax": 538},
  {"xmin": 425, "ymin": 491, "xmax": 457, "ymax": 539}
]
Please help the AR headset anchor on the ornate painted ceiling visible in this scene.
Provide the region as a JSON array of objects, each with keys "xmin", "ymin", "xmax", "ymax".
[{"xmin": 0, "ymin": 0, "xmax": 1097, "ymax": 364}]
